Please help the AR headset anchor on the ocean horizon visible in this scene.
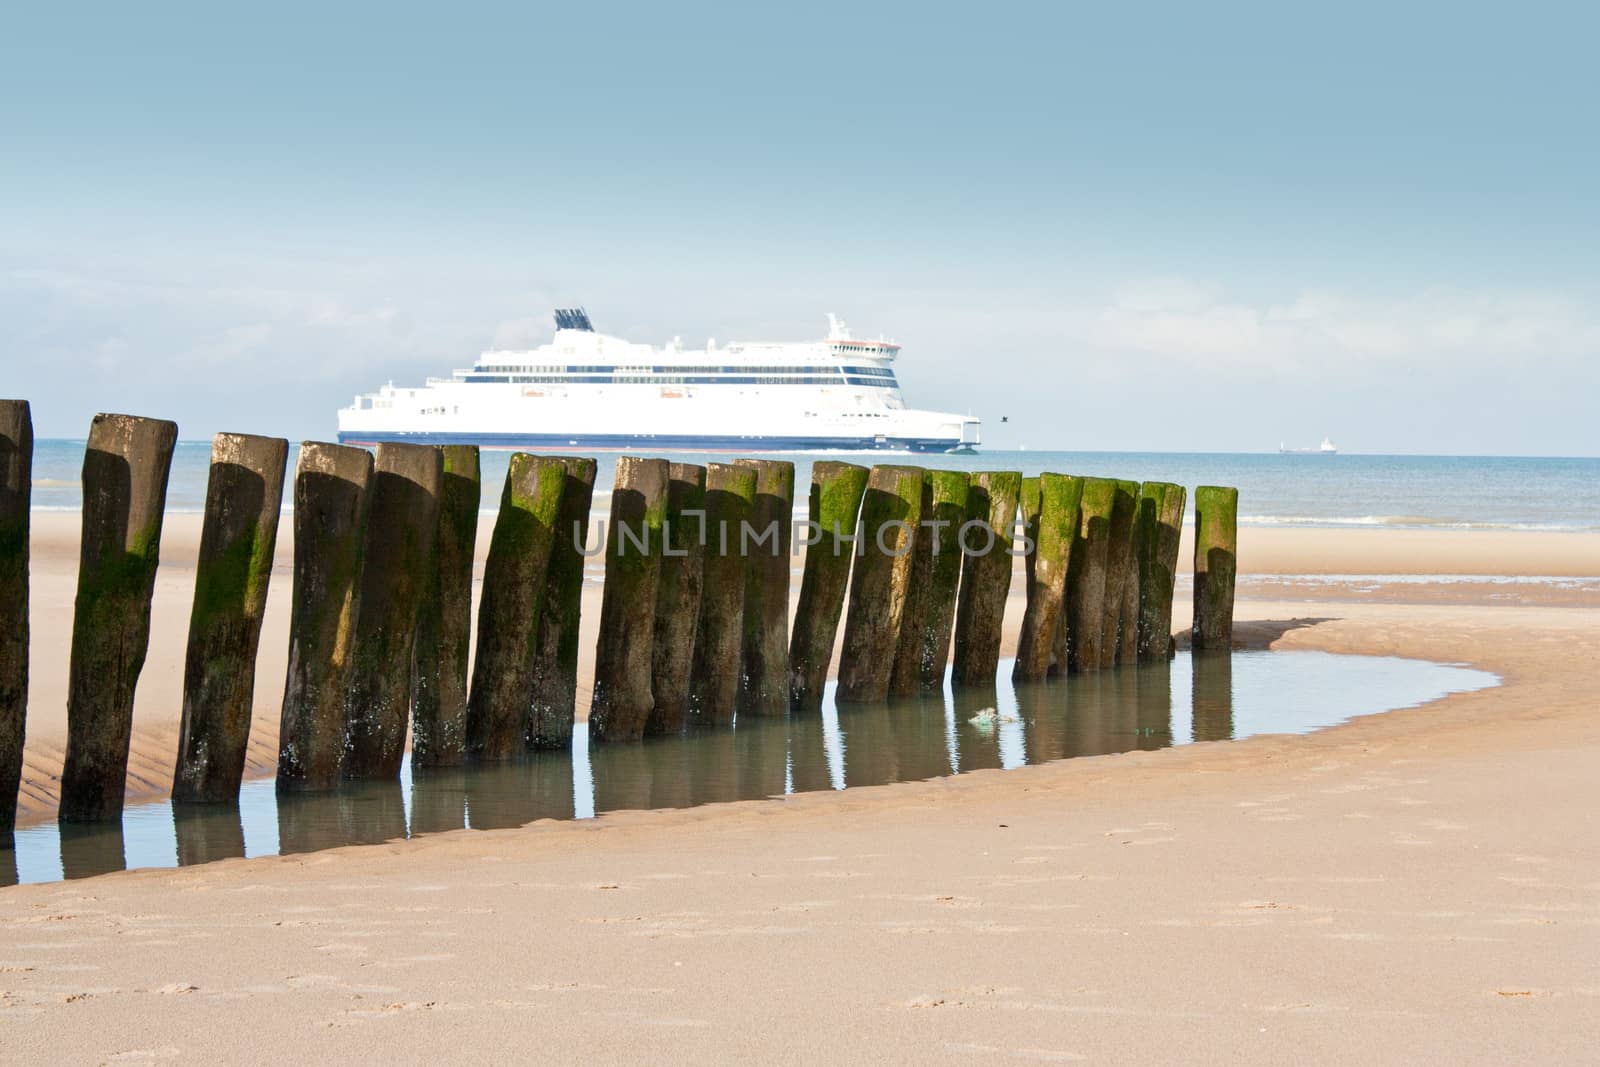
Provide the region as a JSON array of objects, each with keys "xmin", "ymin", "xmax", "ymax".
[{"xmin": 22, "ymin": 439, "xmax": 1600, "ymax": 533}]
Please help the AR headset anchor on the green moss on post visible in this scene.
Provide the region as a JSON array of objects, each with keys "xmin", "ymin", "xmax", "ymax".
[
  {"xmin": 343, "ymin": 443, "xmax": 443, "ymax": 780},
  {"xmin": 648, "ymin": 462, "xmax": 707, "ymax": 735},
  {"xmin": 1098, "ymin": 479, "xmax": 1140, "ymax": 669},
  {"xmin": 735, "ymin": 459, "xmax": 795, "ymax": 717},
  {"xmin": 59, "ymin": 413, "xmax": 179, "ymax": 821},
  {"xmin": 172, "ymin": 432, "xmax": 289, "ymax": 804},
  {"xmin": 412, "ymin": 445, "xmax": 480, "ymax": 768},
  {"xmin": 689, "ymin": 464, "xmax": 757, "ymax": 726},
  {"xmin": 1193, "ymin": 485, "xmax": 1239, "ymax": 652},
  {"xmin": 1014, "ymin": 473, "xmax": 1083, "ymax": 682},
  {"xmin": 465, "ymin": 453, "xmax": 566, "ymax": 761},
  {"xmin": 1064, "ymin": 477, "xmax": 1116, "ymax": 674},
  {"xmin": 0, "ymin": 399, "xmax": 32, "ymax": 835},
  {"xmin": 590, "ymin": 456, "xmax": 670, "ymax": 743},
  {"xmin": 1136, "ymin": 482, "xmax": 1186, "ymax": 661},
  {"xmin": 277, "ymin": 443, "xmax": 372, "ymax": 794},
  {"xmin": 915, "ymin": 470, "xmax": 970, "ymax": 689},
  {"xmin": 951, "ymin": 471, "xmax": 1022, "ymax": 687},
  {"xmin": 788, "ymin": 461, "xmax": 868, "ymax": 711},
  {"xmin": 837, "ymin": 465, "xmax": 925, "ymax": 702},
  {"xmin": 528, "ymin": 457, "xmax": 597, "ymax": 750}
]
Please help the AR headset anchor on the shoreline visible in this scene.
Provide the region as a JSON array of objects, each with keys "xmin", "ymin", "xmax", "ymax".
[{"xmin": 8, "ymin": 515, "xmax": 1600, "ymax": 829}]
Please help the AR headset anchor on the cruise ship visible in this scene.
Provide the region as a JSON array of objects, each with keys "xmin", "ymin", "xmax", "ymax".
[{"xmin": 337, "ymin": 310, "xmax": 981, "ymax": 453}]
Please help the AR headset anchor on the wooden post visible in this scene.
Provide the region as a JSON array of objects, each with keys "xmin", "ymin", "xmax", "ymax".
[
  {"xmin": 1014, "ymin": 473, "xmax": 1083, "ymax": 681},
  {"xmin": 837, "ymin": 465, "xmax": 925, "ymax": 703},
  {"xmin": 735, "ymin": 459, "xmax": 795, "ymax": 717},
  {"xmin": 1098, "ymin": 479, "xmax": 1140, "ymax": 669},
  {"xmin": 276, "ymin": 443, "xmax": 372, "ymax": 794},
  {"xmin": 1136, "ymin": 482, "xmax": 1186, "ymax": 662},
  {"xmin": 528, "ymin": 457, "xmax": 596, "ymax": 750},
  {"xmin": 887, "ymin": 472, "xmax": 933, "ymax": 699},
  {"xmin": 1117, "ymin": 490, "xmax": 1143, "ymax": 665},
  {"xmin": 1018, "ymin": 475, "xmax": 1041, "ymax": 613},
  {"xmin": 172, "ymin": 432, "xmax": 289, "ymax": 804},
  {"xmin": 465, "ymin": 453, "xmax": 566, "ymax": 761},
  {"xmin": 58, "ymin": 413, "xmax": 178, "ymax": 822},
  {"xmin": 788, "ymin": 461, "xmax": 868, "ymax": 710},
  {"xmin": 343, "ymin": 443, "xmax": 442, "ymax": 780},
  {"xmin": 647, "ymin": 462, "xmax": 706, "ymax": 735},
  {"xmin": 1063, "ymin": 477, "xmax": 1116, "ymax": 674},
  {"xmin": 590, "ymin": 456, "xmax": 669, "ymax": 742},
  {"xmin": 689, "ymin": 463, "xmax": 757, "ymax": 726},
  {"xmin": 915, "ymin": 470, "xmax": 971, "ymax": 689},
  {"xmin": 0, "ymin": 400, "xmax": 31, "ymax": 835},
  {"xmin": 412, "ymin": 445, "xmax": 480, "ymax": 768},
  {"xmin": 951, "ymin": 471, "xmax": 1022, "ymax": 687},
  {"xmin": 1193, "ymin": 485, "xmax": 1239, "ymax": 652}
]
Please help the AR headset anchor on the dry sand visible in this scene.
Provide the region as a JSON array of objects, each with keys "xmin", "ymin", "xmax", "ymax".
[{"xmin": 3, "ymin": 514, "xmax": 1599, "ymax": 1061}]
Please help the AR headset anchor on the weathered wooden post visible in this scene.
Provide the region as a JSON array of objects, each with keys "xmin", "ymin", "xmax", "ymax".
[
  {"xmin": 528, "ymin": 456, "xmax": 596, "ymax": 750},
  {"xmin": 277, "ymin": 443, "xmax": 372, "ymax": 793},
  {"xmin": 1136, "ymin": 482, "xmax": 1186, "ymax": 662},
  {"xmin": 1117, "ymin": 489, "xmax": 1143, "ymax": 665},
  {"xmin": 788, "ymin": 461, "xmax": 868, "ymax": 710},
  {"xmin": 172, "ymin": 433, "xmax": 289, "ymax": 804},
  {"xmin": 647, "ymin": 462, "xmax": 706, "ymax": 735},
  {"xmin": 689, "ymin": 463, "xmax": 756, "ymax": 726},
  {"xmin": 951, "ymin": 471, "xmax": 1021, "ymax": 687},
  {"xmin": 58, "ymin": 414, "xmax": 178, "ymax": 822},
  {"xmin": 915, "ymin": 470, "xmax": 971, "ymax": 689},
  {"xmin": 887, "ymin": 472, "xmax": 933, "ymax": 700},
  {"xmin": 1063, "ymin": 477, "xmax": 1116, "ymax": 674},
  {"xmin": 343, "ymin": 443, "xmax": 442, "ymax": 780},
  {"xmin": 465, "ymin": 453, "xmax": 566, "ymax": 761},
  {"xmin": 735, "ymin": 459, "xmax": 795, "ymax": 717},
  {"xmin": 412, "ymin": 445, "xmax": 479, "ymax": 768},
  {"xmin": 0, "ymin": 400, "xmax": 31, "ymax": 835},
  {"xmin": 837, "ymin": 465, "xmax": 925, "ymax": 703},
  {"xmin": 590, "ymin": 456, "xmax": 669, "ymax": 742},
  {"xmin": 1098, "ymin": 479, "xmax": 1140, "ymax": 669},
  {"xmin": 1018, "ymin": 476, "xmax": 1041, "ymax": 611},
  {"xmin": 1014, "ymin": 473, "xmax": 1083, "ymax": 681},
  {"xmin": 1193, "ymin": 485, "xmax": 1239, "ymax": 652}
]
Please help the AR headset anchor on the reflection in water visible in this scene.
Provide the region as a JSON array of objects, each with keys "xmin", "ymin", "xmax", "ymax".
[
  {"xmin": 1, "ymin": 651, "xmax": 1497, "ymax": 884},
  {"xmin": 173, "ymin": 804, "xmax": 246, "ymax": 866},
  {"xmin": 59, "ymin": 821, "xmax": 126, "ymax": 880},
  {"xmin": 1191, "ymin": 653, "xmax": 1235, "ymax": 743}
]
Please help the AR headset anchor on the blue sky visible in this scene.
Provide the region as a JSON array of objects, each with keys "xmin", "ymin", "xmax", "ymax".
[{"xmin": 3, "ymin": 1, "xmax": 1597, "ymax": 454}]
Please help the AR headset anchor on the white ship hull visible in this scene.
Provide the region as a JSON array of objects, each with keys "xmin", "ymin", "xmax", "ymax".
[{"xmin": 338, "ymin": 312, "xmax": 981, "ymax": 453}]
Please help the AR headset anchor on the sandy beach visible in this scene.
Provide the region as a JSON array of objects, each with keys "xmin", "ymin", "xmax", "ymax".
[{"xmin": 3, "ymin": 513, "xmax": 1598, "ymax": 1060}]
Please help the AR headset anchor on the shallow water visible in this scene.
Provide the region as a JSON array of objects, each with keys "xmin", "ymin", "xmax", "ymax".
[{"xmin": 1, "ymin": 651, "xmax": 1496, "ymax": 886}]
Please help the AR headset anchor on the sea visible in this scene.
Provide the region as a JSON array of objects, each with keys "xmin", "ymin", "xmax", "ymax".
[{"xmin": 24, "ymin": 440, "xmax": 1600, "ymax": 532}]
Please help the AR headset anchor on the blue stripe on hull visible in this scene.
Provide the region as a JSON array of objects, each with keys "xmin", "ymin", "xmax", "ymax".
[{"xmin": 335, "ymin": 430, "xmax": 967, "ymax": 454}]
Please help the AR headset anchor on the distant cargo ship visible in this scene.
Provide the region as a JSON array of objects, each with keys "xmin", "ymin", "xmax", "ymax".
[
  {"xmin": 337, "ymin": 309, "xmax": 982, "ymax": 453},
  {"xmin": 1279, "ymin": 437, "xmax": 1339, "ymax": 455}
]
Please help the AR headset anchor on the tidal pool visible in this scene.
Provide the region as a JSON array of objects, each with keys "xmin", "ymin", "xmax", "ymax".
[{"xmin": 2, "ymin": 650, "xmax": 1496, "ymax": 885}]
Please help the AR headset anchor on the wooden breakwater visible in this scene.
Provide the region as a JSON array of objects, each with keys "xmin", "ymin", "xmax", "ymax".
[{"xmin": 0, "ymin": 405, "xmax": 1237, "ymax": 826}]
